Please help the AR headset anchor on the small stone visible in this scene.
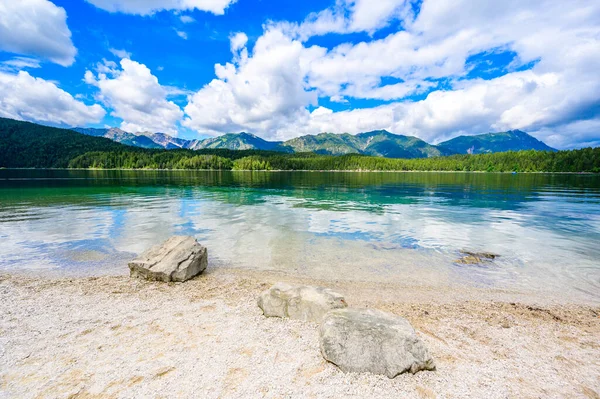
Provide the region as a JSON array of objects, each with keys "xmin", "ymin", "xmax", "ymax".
[
  {"xmin": 461, "ymin": 250, "xmax": 499, "ymax": 260},
  {"xmin": 257, "ymin": 283, "xmax": 347, "ymax": 322},
  {"xmin": 455, "ymin": 250, "xmax": 500, "ymax": 264},
  {"xmin": 455, "ymin": 255, "xmax": 483, "ymax": 264},
  {"xmin": 456, "ymin": 250, "xmax": 500, "ymax": 264}
]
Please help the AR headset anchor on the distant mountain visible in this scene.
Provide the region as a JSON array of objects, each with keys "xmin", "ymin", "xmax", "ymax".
[
  {"xmin": 282, "ymin": 130, "xmax": 449, "ymax": 158},
  {"xmin": 1, "ymin": 118, "xmax": 128, "ymax": 168},
  {"xmin": 137, "ymin": 132, "xmax": 196, "ymax": 150},
  {"xmin": 438, "ymin": 130, "xmax": 556, "ymax": 154},
  {"xmin": 191, "ymin": 132, "xmax": 285, "ymax": 151},
  {"xmin": 72, "ymin": 127, "xmax": 162, "ymax": 149},
  {"xmin": 70, "ymin": 124, "xmax": 557, "ymax": 159},
  {"xmin": 71, "ymin": 128, "xmax": 283, "ymax": 152},
  {"xmin": 354, "ymin": 130, "xmax": 453, "ymax": 158}
]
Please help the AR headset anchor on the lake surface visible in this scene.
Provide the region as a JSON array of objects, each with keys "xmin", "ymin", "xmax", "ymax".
[{"xmin": 1, "ymin": 169, "xmax": 599, "ymax": 302}]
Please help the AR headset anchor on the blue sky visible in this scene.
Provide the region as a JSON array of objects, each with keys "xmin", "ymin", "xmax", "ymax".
[{"xmin": 0, "ymin": 0, "xmax": 599, "ymax": 148}]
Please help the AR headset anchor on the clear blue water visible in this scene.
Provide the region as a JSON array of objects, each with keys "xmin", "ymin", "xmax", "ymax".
[{"xmin": 1, "ymin": 169, "xmax": 599, "ymax": 302}]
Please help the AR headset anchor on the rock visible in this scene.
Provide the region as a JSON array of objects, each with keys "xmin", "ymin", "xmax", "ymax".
[
  {"xmin": 319, "ymin": 308, "xmax": 435, "ymax": 378},
  {"xmin": 128, "ymin": 236, "xmax": 207, "ymax": 282},
  {"xmin": 455, "ymin": 255, "xmax": 484, "ymax": 264},
  {"xmin": 455, "ymin": 250, "xmax": 500, "ymax": 264},
  {"xmin": 257, "ymin": 283, "xmax": 347, "ymax": 322}
]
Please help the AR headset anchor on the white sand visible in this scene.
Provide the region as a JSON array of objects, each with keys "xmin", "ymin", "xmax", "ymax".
[{"xmin": 1, "ymin": 268, "xmax": 599, "ymax": 399}]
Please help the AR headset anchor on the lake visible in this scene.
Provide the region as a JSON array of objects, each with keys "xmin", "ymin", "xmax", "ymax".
[{"xmin": 1, "ymin": 169, "xmax": 599, "ymax": 303}]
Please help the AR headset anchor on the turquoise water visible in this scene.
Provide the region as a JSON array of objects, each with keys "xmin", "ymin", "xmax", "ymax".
[{"xmin": 1, "ymin": 169, "xmax": 599, "ymax": 302}]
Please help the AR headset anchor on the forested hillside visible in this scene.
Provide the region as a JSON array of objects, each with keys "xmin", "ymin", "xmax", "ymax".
[{"xmin": 0, "ymin": 118, "xmax": 130, "ymax": 168}]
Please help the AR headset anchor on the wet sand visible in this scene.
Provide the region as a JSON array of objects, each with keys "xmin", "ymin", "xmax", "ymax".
[{"xmin": 1, "ymin": 268, "xmax": 599, "ymax": 398}]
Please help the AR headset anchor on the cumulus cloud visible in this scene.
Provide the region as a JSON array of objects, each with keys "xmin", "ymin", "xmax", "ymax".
[
  {"xmin": 229, "ymin": 32, "xmax": 248, "ymax": 53},
  {"xmin": 183, "ymin": 28, "xmax": 323, "ymax": 137},
  {"xmin": 0, "ymin": 0, "xmax": 76, "ymax": 66},
  {"xmin": 85, "ymin": 59, "xmax": 183, "ymax": 134},
  {"xmin": 181, "ymin": 0, "xmax": 600, "ymax": 147},
  {"xmin": 0, "ymin": 71, "xmax": 105, "ymax": 126},
  {"xmin": 85, "ymin": 0, "xmax": 236, "ymax": 16}
]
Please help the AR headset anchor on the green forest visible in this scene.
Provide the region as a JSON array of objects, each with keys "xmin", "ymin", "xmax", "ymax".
[
  {"xmin": 1, "ymin": 117, "xmax": 599, "ymax": 172},
  {"xmin": 68, "ymin": 147, "xmax": 600, "ymax": 173}
]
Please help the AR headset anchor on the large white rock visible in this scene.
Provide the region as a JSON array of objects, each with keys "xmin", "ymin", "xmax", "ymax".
[
  {"xmin": 128, "ymin": 236, "xmax": 207, "ymax": 282},
  {"xmin": 320, "ymin": 308, "xmax": 435, "ymax": 378},
  {"xmin": 257, "ymin": 283, "xmax": 347, "ymax": 322}
]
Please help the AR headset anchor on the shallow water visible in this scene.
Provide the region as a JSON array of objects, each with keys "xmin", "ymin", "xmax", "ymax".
[{"xmin": 1, "ymin": 169, "xmax": 599, "ymax": 302}]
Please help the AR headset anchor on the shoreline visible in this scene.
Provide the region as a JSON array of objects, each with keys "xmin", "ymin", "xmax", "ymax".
[
  {"xmin": 2, "ymin": 268, "xmax": 599, "ymax": 398},
  {"xmin": 1, "ymin": 167, "xmax": 598, "ymax": 175}
]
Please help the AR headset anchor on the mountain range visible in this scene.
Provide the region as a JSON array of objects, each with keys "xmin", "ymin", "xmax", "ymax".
[{"xmin": 71, "ymin": 127, "xmax": 556, "ymax": 158}]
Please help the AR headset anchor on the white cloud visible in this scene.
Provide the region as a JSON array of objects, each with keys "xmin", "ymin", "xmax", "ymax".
[
  {"xmin": 85, "ymin": 0, "xmax": 236, "ymax": 16},
  {"xmin": 175, "ymin": 30, "xmax": 188, "ymax": 40},
  {"xmin": 285, "ymin": 0, "xmax": 413, "ymax": 39},
  {"xmin": 229, "ymin": 32, "xmax": 248, "ymax": 53},
  {"xmin": 109, "ymin": 48, "xmax": 131, "ymax": 58},
  {"xmin": 534, "ymin": 119, "xmax": 600, "ymax": 150},
  {"xmin": 0, "ymin": 0, "xmax": 76, "ymax": 66},
  {"xmin": 183, "ymin": 28, "xmax": 323, "ymax": 137},
  {"xmin": 181, "ymin": 0, "xmax": 600, "ymax": 147},
  {"xmin": 85, "ymin": 59, "xmax": 183, "ymax": 134},
  {"xmin": 0, "ymin": 57, "xmax": 41, "ymax": 72},
  {"xmin": 0, "ymin": 71, "xmax": 105, "ymax": 126},
  {"xmin": 180, "ymin": 15, "xmax": 195, "ymax": 23}
]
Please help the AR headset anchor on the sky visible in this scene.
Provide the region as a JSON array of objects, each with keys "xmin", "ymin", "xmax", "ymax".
[{"xmin": 0, "ymin": 0, "xmax": 599, "ymax": 149}]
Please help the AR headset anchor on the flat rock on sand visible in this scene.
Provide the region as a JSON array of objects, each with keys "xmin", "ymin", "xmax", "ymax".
[
  {"xmin": 257, "ymin": 282, "xmax": 348, "ymax": 322},
  {"xmin": 128, "ymin": 236, "xmax": 207, "ymax": 282},
  {"xmin": 320, "ymin": 308, "xmax": 436, "ymax": 378}
]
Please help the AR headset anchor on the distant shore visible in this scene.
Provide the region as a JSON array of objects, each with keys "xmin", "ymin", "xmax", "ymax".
[
  {"xmin": 1, "ymin": 167, "xmax": 597, "ymax": 174},
  {"xmin": 2, "ymin": 267, "xmax": 599, "ymax": 398}
]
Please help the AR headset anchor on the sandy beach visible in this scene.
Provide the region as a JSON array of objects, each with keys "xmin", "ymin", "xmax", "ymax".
[{"xmin": 1, "ymin": 268, "xmax": 599, "ymax": 399}]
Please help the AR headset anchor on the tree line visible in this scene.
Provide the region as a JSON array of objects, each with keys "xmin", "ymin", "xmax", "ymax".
[{"xmin": 67, "ymin": 147, "xmax": 600, "ymax": 173}]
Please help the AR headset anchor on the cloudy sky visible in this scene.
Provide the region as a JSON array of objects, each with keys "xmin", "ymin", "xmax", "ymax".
[{"xmin": 0, "ymin": 0, "xmax": 599, "ymax": 148}]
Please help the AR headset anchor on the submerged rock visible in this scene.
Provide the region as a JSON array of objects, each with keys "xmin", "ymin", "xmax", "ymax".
[
  {"xmin": 128, "ymin": 236, "xmax": 207, "ymax": 282},
  {"xmin": 320, "ymin": 308, "xmax": 435, "ymax": 378},
  {"xmin": 456, "ymin": 250, "xmax": 499, "ymax": 264},
  {"xmin": 257, "ymin": 283, "xmax": 347, "ymax": 322}
]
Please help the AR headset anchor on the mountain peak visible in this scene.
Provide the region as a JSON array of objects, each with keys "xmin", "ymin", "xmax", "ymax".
[
  {"xmin": 355, "ymin": 130, "xmax": 398, "ymax": 139},
  {"xmin": 438, "ymin": 130, "xmax": 556, "ymax": 154}
]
